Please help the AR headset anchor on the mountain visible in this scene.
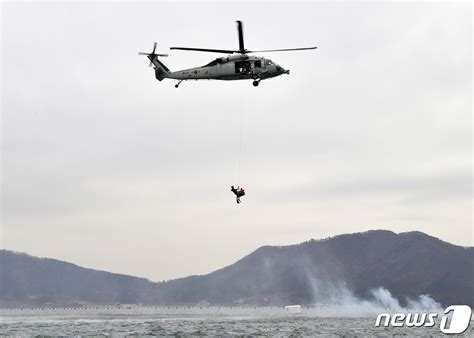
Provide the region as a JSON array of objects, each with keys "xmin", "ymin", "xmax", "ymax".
[
  {"xmin": 0, "ymin": 250, "xmax": 161, "ymax": 307},
  {"xmin": 155, "ymin": 230, "xmax": 474, "ymax": 307},
  {"xmin": 1, "ymin": 230, "xmax": 473, "ymax": 307}
]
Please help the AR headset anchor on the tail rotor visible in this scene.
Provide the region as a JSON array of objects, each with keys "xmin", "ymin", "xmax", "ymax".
[{"xmin": 139, "ymin": 42, "xmax": 168, "ymax": 67}]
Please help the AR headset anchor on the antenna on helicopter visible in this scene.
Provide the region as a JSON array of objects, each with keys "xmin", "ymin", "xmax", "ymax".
[
  {"xmin": 138, "ymin": 42, "xmax": 168, "ymax": 67},
  {"xmin": 170, "ymin": 21, "xmax": 317, "ymax": 55}
]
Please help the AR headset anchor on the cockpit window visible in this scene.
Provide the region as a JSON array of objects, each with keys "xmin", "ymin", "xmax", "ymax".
[
  {"xmin": 265, "ymin": 60, "xmax": 273, "ymax": 65},
  {"xmin": 203, "ymin": 59, "xmax": 218, "ymax": 67},
  {"xmin": 202, "ymin": 58, "xmax": 223, "ymax": 67}
]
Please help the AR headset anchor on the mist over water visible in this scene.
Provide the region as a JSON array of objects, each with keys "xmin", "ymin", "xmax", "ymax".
[{"xmin": 306, "ymin": 274, "xmax": 443, "ymax": 317}]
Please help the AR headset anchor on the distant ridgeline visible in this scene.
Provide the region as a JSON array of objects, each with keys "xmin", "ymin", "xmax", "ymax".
[{"xmin": 1, "ymin": 230, "xmax": 472, "ymax": 308}]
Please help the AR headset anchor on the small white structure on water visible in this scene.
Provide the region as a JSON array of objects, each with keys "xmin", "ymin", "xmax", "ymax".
[{"xmin": 284, "ymin": 304, "xmax": 302, "ymax": 313}]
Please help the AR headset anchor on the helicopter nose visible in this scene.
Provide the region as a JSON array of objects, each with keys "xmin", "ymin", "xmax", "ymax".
[{"xmin": 276, "ymin": 65, "xmax": 289, "ymax": 74}]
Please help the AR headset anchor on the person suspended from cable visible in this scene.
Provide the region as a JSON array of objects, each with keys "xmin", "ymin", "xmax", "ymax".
[{"xmin": 231, "ymin": 186, "xmax": 246, "ymax": 204}]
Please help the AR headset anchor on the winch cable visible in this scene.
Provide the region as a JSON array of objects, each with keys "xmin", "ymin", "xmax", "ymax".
[{"xmin": 237, "ymin": 82, "xmax": 245, "ymax": 187}]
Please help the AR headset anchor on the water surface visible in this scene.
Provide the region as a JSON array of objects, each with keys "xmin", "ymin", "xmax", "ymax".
[{"xmin": 0, "ymin": 307, "xmax": 471, "ymax": 336}]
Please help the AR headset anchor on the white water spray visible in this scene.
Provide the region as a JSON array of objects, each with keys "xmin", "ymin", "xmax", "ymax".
[{"xmin": 305, "ymin": 275, "xmax": 443, "ymax": 317}]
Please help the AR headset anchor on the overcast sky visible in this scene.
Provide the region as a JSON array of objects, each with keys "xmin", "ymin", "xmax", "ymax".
[{"xmin": 1, "ymin": 2, "xmax": 472, "ymax": 281}]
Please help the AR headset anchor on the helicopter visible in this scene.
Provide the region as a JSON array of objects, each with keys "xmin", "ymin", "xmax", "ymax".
[{"xmin": 139, "ymin": 21, "xmax": 317, "ymax": 88}]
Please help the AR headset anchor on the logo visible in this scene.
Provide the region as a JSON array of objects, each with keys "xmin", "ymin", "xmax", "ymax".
[{"xmin": 375, "ymin": 305, "xmax": 472, "ymax": 334}]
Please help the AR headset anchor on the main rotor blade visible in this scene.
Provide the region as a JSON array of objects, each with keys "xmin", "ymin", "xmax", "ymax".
[
  {"xmin": 247, "ymin": 46, "xmax": 318, "ymax": 53},
  {"xmin": 236, "ymin": 20, "xmax": 245, "ymax": 53},
  {"xmin": 152, "ymin": 42, "xmax": 157, "ymax": 54},
  {"xmin": 170, "ymin": 47, "xmax": 237, "ymax": 54}
]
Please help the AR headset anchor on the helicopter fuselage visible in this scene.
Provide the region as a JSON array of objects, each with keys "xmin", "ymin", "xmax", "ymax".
[
  {"xmin": 152, "ymin": 55, "xmax": 288, "ymax": 87},
  {"xmin": 170, "ymin": 55, "xmax": 287, "ymax": 80}
]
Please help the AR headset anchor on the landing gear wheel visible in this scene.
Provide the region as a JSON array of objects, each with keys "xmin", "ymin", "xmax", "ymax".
[
  {"xmin": 175, "ymin": 84, "xmax": 179, "ymax": 88},
  {"xmin": 252, "ymin": 80, "xmax": 259, "ymax": 87}
]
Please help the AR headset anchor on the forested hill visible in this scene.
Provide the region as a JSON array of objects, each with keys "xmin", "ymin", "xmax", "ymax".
[{"xmin": 1, "ymin": 230, "xmax": 472, "ymax": 307}]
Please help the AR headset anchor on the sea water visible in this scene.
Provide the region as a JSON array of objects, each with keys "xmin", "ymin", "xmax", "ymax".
[{"xmin": 0, "ymin": 307, "xmax": 472, "ymax": 336}]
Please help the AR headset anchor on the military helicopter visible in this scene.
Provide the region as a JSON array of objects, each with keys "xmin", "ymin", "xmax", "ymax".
[{"xmin": 139, "ymin": 21, "xmax": 317, "ymax": 88}]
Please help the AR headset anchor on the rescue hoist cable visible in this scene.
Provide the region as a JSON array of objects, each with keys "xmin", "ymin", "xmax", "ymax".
[{"xmin": 237, "ymin": 82, "xmax": 245, "ymax": 186}]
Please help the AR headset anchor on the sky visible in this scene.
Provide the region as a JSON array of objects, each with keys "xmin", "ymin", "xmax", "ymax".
[{"xmin": 1, "ymin": 1, "xmax": 472, "ymax": 282}]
